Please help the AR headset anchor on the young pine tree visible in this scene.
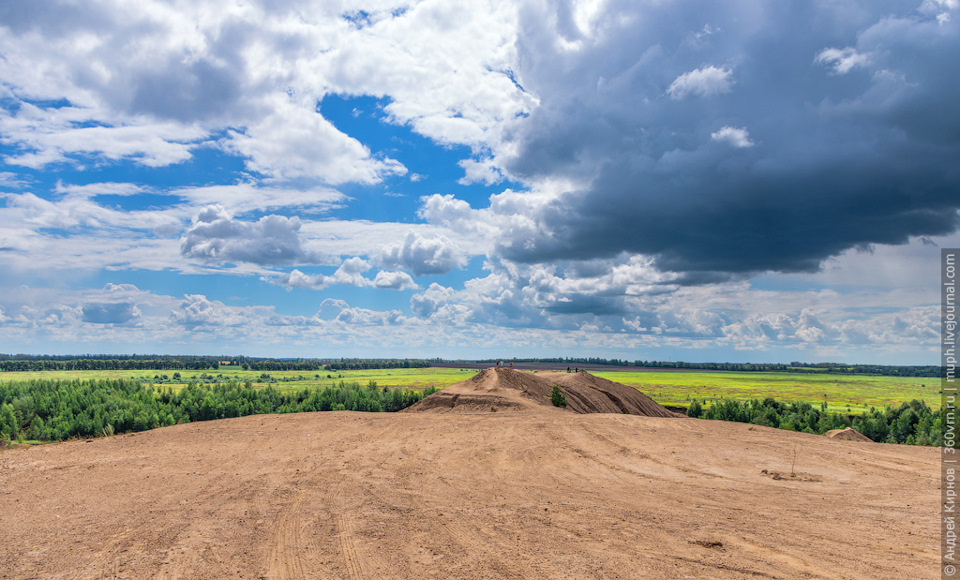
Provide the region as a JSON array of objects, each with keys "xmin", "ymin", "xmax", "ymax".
[{"xmin": 551, "ymin": 385, "xmax": 568, "ymax": 408}]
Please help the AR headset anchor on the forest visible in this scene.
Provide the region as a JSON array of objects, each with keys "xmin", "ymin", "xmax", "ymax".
[
  {"xmin": 477, "ymin": 357, "xmax": 941, "ymax": 377},
  {"xmin": 0, "ymin": 378, "xmax": 435, "ymax": 442}
]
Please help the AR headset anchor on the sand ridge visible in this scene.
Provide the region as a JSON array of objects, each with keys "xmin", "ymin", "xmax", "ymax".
[
  {"xmin": 0, "ymin": 374, "xmax": 939, "ymax": 579},
  {"xmin": 403, "ymin": 367, "xmax": 682, "ymax": 417}
]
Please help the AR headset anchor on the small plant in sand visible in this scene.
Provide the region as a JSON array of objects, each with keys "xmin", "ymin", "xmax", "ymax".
[
  {"xmin": 551, "ymin": 385, "xmax": 567, "ymax": 408},
  {"xmin": 790, "ymin": 445, "xmax": 798, "ymax": 478}
]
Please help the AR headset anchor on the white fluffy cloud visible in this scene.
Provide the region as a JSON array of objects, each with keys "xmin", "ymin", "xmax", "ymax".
[
  {"xmin": 268, "ymin": 259, "xmax": 418, "ymax": 291},
  {"xmin": 710, "ymin": 126, "xmax": 753, "ymax": 148},
  {"xmin": 666, "ymin": 65, "xmax": 733, "ymax": 99},
  {"xmin": 373, "ymin": 270, "xmax": 418, "ymax": 290},
  {"xmin": 377, "ymin": 231, "xmax": 467, "ymax": 276},
  {"xmin": 180, "ymin": 205, "xmax": 334, "ymax": 266},
  {"xmin": 171, "ymin": 294, "xmax": 252, "ymax": 328},
  {"xmin": 224, "ymin": 99, "xmax": 407, "ymax": 184},
  {"xmin": 0, "ymin": 0, "xmax": 529, "ymax": 185}
]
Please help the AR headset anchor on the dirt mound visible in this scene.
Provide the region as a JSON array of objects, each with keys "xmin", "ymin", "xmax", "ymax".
[
  {"xmin": 0, "ymin": 411, "xmax": 937, "ymax": 579},
  {"xmin": 824, "ymin": 427, "xmax": 873, "ymax": 442},
  {"xmin": 402, "ymin": 367, "xmax": 682, "ymax": 417}
]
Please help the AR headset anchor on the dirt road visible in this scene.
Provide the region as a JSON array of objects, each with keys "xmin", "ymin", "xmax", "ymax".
[{"xmin": 0, "ymin": 409, "xmax": 937, "ymax": 579}]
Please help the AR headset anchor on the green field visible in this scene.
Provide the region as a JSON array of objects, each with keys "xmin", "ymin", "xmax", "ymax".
[
  {"xmin": 591, "ymin": 370, "xmax": 938, "ymax": 413},
  {"xmin": 0, "ymin": 366, "xmax": 938, "ymax": 414},
  {"xmin": 0, "ymin": 366, "xmax": 478, "ymax": 391}
]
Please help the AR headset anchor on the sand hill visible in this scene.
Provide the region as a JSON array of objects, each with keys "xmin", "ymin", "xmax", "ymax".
[
  {"xmin": 403, "ymin": 367, "xmax": 682, "ymax": 417},
  {"xmin": 824, "ymin": 426, "xmax": 874, "ymax": 442},
  {"xmin": 0, "ymin": 375, "xmax": 938, "ymax": 579}
]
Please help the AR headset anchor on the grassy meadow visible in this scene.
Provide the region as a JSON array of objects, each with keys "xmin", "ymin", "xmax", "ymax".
[
  {"xmin": 0, "ymin": 365, "xmax": 939, "ymax": 414},
  {"xmin": 0, "ymin": 366, "xmax": 477, "ymax": 392},
  {"xmin": 591, "ymin": 370, "xmax": 938, "ymax": 413}
]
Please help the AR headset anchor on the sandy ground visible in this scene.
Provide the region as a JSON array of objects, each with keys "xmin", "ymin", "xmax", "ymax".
[{"xmin": 0, "ymin": 373, "xmax": 940, "ymax": 579}]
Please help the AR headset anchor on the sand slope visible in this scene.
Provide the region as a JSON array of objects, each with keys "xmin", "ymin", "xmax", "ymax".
[
  {"xmin": 0, "ymin": 405, "xmax": 937, "ymax": 579},
  {"xmin": 403, "ymin": 367, "xmax": 681, "ymax": 417}
]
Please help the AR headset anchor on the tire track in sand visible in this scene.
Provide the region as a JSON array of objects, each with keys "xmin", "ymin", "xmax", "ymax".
[
  {"xmin": 330, "ymin": 481, "xmax": 365, "ymax": 580},
  {"xmin": 263, "ymin": 490, "xmax": 307, "ymax": 580}
]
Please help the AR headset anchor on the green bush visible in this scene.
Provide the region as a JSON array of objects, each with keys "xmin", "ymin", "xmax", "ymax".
[{"xmin": 551, "ymin": 385, "xmax": 567, "ymax": 408}]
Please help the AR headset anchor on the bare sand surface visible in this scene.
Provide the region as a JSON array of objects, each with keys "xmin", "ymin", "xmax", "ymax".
[{"xmin": 0, "ymin": 370, "xmax": 939, "ymax": 579}]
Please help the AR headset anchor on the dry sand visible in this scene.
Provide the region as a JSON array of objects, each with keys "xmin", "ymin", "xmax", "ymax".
[
  {"xmin": 403, "ymin": 368, "xmax": 681, "ymax": 417},
  {"xmin": 0, "ymin": 370, "xmax": 939, "ymax": 579},
  {"xmin": 824, "ymin": 427, "xmax": 874, "ymax": 442}
]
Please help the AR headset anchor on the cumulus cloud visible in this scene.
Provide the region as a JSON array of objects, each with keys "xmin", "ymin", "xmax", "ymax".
[
  {"xmin": 171, "ymin": 294, "xmax": 249, "ymax": 327},
  {"xmin": 458, "ymin": 157, "xmax": 504, "ymax": 185},
  {"xmin": 271, "ymin": 269, "xmax": 332, "ymax": 291},
  {"xmin": 334, "ymin": 306, "xmax": 405, "ymax": 326},
  {"xmin": 268, "ymin": 260, "xmax": 417, "ymax": 291},
  {"xmin": 180, "ymin": 205, "xmax": 333, "ymax": 266},
  {"xmin": 373, "ymin": 270, "xmax": 418, "ymax": 290},
  {"xmin": 377, "ymin": 231, "xmax": 467, "ymax": 276},
  {"xmin": 666, "ymin": 65, "xmax": 733, "ymax": 99},
  {"xmin": 410, "ymin": 283, "xmax": 457, "ymax": 317},
  {"xmin": 710, "ymin": 126, "xmax": 753, "ymax": 148}
]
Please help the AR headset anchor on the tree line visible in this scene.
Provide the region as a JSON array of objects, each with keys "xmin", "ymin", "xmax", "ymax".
[
  {"xmin": 475, "ymin": 357, "xmax": 940, "ymax": 377},
  {"xmin": 0, "ymin": 378, "xmax": 435, "ymax": 442},
  {"xmin": 687, "ymin": 397, "xmax": 943, "ymax": 445},
  {"xmin": 0, "ymin": 356, "xmax": 432, "ymax": 373}
]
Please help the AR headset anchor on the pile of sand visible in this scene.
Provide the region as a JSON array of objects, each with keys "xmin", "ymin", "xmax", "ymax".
[
  {"xmin": 824, "ymin": 427, "xmax": 873, "ymax": 442},
  {"xmin": 402, "ymin": 367, "xmax": 682, "ymax": 417}
]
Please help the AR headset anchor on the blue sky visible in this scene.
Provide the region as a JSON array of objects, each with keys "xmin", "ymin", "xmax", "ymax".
[{"xmin": 0, "ymin": 0, "xmax": 958, "ymax": 363}]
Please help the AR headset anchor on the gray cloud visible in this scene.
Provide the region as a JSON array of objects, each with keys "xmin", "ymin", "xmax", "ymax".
[
  {"xmin": 80, "ymin": 301, "xmax": 140, "ymax": 324},
  {"xmin": 180, "ymin": 205, "xmax": 334, "ymax": 266},
  {"xmin": 410, "ymin": 283, "xmax": 456, "ymax": 317},
  {"xmin": 495, "ymin": 0, "xmax": 960, "ymax": 276}
]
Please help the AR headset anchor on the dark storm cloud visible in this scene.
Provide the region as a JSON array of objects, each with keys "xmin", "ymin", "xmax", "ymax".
[
  {"xmin": 499, "ymin": 0, "xmax": 960, "ymax": 276},
  {"xmin": 544, "ymin": 294, "xmax": 626, "ymax": 316}
]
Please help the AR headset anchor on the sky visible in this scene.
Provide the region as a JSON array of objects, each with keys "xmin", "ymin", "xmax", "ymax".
[{"xmin": 0, "ymin": 0, "xmax": 958, "ymax": 364}]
